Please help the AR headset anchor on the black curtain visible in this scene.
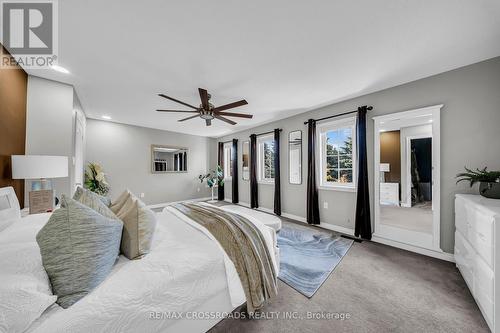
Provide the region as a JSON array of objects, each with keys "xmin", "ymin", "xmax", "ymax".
[
  {"xmin": 273, "ymin": 129, "xmax": 281, "ymax": 215},
  {"xmin": 217, "ymin": 142, "xmax": 225, "ymax": 201},
  {"xmin": 354, "ymin": 106, "xmax": 372, "ymax": 239},
  {"xmin": 306, "ymin": 119, "xmax": 320, "ymax": 224},
  {"xmin": 250, "ymin": 134, "xmax": 258, "ymax": 208},
  {"xmin": 232, "ymin": 139, "xmax": 239, "ymax": 204}
]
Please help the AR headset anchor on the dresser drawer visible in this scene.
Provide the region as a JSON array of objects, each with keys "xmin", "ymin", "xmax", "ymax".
[
  {"xmin": 455, "ymin": 231, "xmax": 475, "ymax": 290},
  {"xmin": 455, "ymin": 197, "xmax": 469, "ymax": 237},
  {"xmin": 474, "ymin": 256, "xmax": 494, "ymax": 298},
  {"xmin": 471, "ymin": 208, "xmax": 494, "ymax": 246},
  {"xmin": 471, "ymin": 231, "xmax": 494, "ymax": 268},
  {"xmin": 475, "ymin": 286, "xmax": 494, "ymax": 330}
]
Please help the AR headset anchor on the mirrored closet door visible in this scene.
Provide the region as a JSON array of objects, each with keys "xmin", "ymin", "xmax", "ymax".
[{"xmin": 373, "ymin": 105, "xmax": 442, "ymax": 252}]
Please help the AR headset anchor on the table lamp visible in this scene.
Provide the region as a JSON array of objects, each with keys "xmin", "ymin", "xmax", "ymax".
[
  {"xmin": 380, "ymin": 163, "xmax": 390, "ymax": 183},
  {"xmin": 11, "ymin": 155, "xmax": 68, "ymax": 213}
]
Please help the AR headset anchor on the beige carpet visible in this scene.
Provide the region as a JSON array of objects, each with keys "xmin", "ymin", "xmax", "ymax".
[{"xmin": 380, "ymin": 204, "xmax": 433, "ymax": 234}]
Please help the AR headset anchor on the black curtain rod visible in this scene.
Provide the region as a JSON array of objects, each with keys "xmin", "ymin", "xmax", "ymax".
[
  {"xmin": 303, "ymin": 106, "xmax": 373, "ymax": 125},
  {"xmin": 252, "ymin": 129, "xmax": 282, "ymax": 137}
]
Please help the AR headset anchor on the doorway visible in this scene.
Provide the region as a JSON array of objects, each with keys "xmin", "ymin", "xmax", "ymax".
[{"xmin": 373, "ymin": 105, "xmax": 442, "ymax": 253}]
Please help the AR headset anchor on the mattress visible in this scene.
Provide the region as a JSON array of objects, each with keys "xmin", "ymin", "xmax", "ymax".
[{"xmin": 0, "ymin": 206, "xmax": 278, "ymax": 333}]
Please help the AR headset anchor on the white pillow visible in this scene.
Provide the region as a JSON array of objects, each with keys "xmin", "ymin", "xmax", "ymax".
[
  {"xmin": 0, "ymin": 219, "xmax": 57, "ymax": 332},
  {"xmin": 0, "ymin": 217, "xmax": 17, "ymax": 233},
  {"xmin": 0, "ymin": 274, "xmax": 57, "ymax": 333}
]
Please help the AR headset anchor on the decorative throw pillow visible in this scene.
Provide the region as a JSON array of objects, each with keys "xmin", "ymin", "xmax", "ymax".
[
  {"xmin": 110, "ymin": 190, "xmax": 132, "ymax": 214},
  {"xmin": 116, "ymin": 196, "xmax": 157, "ymax": 260},
  {"xmin": 36, "ymin": 196, "xmax": 123, "ymax": 308},
  {"xmin": 73, "ymin": 186, "xmax": 112, "ymax": 211}
]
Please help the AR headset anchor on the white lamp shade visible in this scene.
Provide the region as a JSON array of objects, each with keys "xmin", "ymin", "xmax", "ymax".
[
  {"xmin": 380, "ymin": 163, "xmax": 390, "ymax": 172},
  {"xmin": 11, "ymin": 155, "xmax": 68, "ymax": 179}
]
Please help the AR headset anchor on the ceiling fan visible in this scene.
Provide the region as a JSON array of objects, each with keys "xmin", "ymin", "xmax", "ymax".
[{"xmin": 156, "ymin": 88, "xmax": 252, "ymax": 126}]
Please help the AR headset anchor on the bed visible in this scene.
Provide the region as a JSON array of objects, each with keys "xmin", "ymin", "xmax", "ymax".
[{"xmin": 0, "ymin": 201, "xmax": 279, "ymax": 333}]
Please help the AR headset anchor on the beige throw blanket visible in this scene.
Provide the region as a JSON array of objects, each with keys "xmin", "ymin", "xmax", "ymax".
[{"xmin": 170, "ymin": 203, "xmax": 277, "ymax": 312}]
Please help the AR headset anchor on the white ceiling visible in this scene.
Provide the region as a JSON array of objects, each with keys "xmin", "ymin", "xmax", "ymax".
[{"xmin": 24, "ymin": 0, "xmax": 500, "ymax": 137}]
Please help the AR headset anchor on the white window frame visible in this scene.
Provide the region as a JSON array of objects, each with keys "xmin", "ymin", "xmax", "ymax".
[
  {"xmin": 223, "ymin": 142, "xmax": 232, "ymax": 180},
  {"xmin": 317, "ymin": 116, "xmax": 357, "ymax": 191},
  {"xmin": 257, "ymin": 134, "xmax": 275, "ymax": 185}
]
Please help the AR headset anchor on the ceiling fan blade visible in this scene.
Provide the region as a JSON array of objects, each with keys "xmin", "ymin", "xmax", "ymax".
[
  {"xmin": 215, "ymin": 111, "xmax": 253, "ymax": 119},
  {"xmin": 205, "ymin": 119, "xmax": 212, "ymax": 126},
  {"xmin": 156, "ymin": 109, "xmax": 198, "ymax": 113},
  {"xmin": 178, "ymin": 115, "xmax": 199, "ymax": 122},
  {"xmin": 215, "ymin": 115, "xmax": 236, "ymax": 125},
  {"xmin": 213, "ymin": 100, "xmax": 248, "ymax": 112},
  {"xmin": 199, "ymin": 88, "xmax": 209, "ymax": 110},
  {"xmin": 158, "ymin": 93, "xmax": 199, "ymax": 110}
]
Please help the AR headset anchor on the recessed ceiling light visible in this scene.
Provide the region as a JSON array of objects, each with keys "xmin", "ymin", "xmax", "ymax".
[
  {"xmin": 51, "ymin": 65, "xmax": 70, "ymax": 74},
  {"xmin": 101, "ymin": 115, "xmax": 112, "ymax": 120}
]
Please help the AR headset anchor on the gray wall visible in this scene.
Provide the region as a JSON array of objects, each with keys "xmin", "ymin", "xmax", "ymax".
[
  {"xmin": 25, "ymin": 76, "xmax": 76, "ymax": 205},
  {"xmin": 217, "ymin": 56, "xmax": 500, "ymax": 254},
  {"xmin": 86, "ymin": 119, "xmax": 215, "ymax": 205}
]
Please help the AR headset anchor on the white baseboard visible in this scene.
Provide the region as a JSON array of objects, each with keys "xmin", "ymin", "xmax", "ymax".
[
  {"xmin": 147, "ymin": 196, "xmax": 212, "ymax": 209},
  {"xmin": 372, "ymin": 235, "xmax": 455, "ymax": 262}
]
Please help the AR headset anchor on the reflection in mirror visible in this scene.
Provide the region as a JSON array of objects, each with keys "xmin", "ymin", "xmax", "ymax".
[
  {"xmin": 242, "ymin": 141, "xmax": 249, "ymax": 180},
  {"xmin": 379, "ymin": 123, "xmax": 433, "ymax": 234},
  {"xmin": 151, "ymin": 145, "xmax": 188, "ymax": 173},
  {"xmin": 288, "ymin": 130, "xmax": 302, "ymax": 184}
]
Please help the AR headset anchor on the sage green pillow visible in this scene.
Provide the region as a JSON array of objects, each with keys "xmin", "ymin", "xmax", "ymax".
[{"xmin": 36, "ymin": 196, "xmax": 123, "ymax": 308}]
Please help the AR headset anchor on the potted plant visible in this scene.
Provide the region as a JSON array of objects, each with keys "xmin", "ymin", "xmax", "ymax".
[
  {"xmin": 456, "ymin": 167, "xmax": 500, "ymax": 199},
  {"xmin": 84, "ymin": 162, "xmax": 110, "ymax": 196},
  {"xmin": 199, "ymin": 165, "xmax": 224, "ymax": 202}
]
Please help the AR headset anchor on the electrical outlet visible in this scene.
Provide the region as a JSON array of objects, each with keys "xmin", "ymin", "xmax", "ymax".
[
  {"xmin": 323, "ymin": 202, "xmax": 328, "ymax": 209},
  {"xmin": 140, "ymin": 193, "xmax": 145, "ymax": 198}
]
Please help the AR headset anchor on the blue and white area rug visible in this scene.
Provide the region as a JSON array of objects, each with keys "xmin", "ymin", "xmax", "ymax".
[{"xmin": 277, "ymin": 222, "xmax": 353, "ymax": 298}]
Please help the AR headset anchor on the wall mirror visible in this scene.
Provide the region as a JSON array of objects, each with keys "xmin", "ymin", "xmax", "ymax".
[
  {"xmin": 151, "ymin": 145, "xmax": 188, "ymax": 173},
  {"xmin": 242, "ymin": 141, "xmax": 250, "ymax": 180},
  {"xmin": 288, "ymin": 130, "xmax": 302, "ymax": 184}
]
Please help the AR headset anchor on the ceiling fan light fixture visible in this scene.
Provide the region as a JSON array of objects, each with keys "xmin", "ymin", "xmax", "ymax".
[{"xmin": 199, "ymin": 110, "xmax": 214, "ymax": 120}]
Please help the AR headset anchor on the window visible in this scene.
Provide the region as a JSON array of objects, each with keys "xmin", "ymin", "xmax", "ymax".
[
  {"xmin": 257, "ymin": 134, "xmax": 275, "ymax": 183},
  {"xmin": 223, "ymin": 143, "xmax": 233, "ymax": 180},
  {"xmin": 318, "ymin": 117, "xmax": 357, "ymax": 190}
]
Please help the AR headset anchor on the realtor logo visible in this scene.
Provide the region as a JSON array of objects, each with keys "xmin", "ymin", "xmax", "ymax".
[{"xmin": 1, "ymin": 0, "xmax": 58, "ymax": 68}]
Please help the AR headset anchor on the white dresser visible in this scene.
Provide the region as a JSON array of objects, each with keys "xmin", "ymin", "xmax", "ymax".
[
  {"xmin": 455, "ymin": 194, "xmax": 500, "ymax": 332},
  {"xmin": 380, "ymin": 182, "xmax": 399, "ymax": 206}
]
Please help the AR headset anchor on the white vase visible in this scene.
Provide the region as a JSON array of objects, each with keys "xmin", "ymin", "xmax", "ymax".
[{"xmin": 208, "ymin": 186, "xmax": 217, "ymax": 203}]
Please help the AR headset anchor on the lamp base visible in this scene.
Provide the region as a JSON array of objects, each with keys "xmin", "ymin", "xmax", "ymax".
[
  {"xmin": 31, "ymin": 179, "xmax": 52, "ymax": 191},
  {"xmin": 28, "ymin": 189, "xmax": 54, "ymax": 214}
]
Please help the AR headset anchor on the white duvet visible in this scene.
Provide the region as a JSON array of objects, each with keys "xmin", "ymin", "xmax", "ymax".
[{"xmin": 0, "ymin": 206, "xmax": 278, "ymax": 333}]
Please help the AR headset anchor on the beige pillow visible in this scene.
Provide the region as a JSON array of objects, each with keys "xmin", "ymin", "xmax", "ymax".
[
  {"xmin": 116, "ymin": 196, "xmax": 156, "ymax": 260},
  {"xmin": 110, "ymin": 190, "xmax": 132, "ymax": 214}
]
